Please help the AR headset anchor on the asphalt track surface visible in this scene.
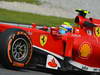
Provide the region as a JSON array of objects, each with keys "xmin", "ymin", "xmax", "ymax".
[{"xmin": 0, "ymin": 64, "xmax": 90, "ymax": 75}]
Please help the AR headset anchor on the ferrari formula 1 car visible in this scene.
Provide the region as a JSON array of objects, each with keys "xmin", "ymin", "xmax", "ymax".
[{"xmin": 0, "ymin": 9, "xmax": 100, "ymax": 75}]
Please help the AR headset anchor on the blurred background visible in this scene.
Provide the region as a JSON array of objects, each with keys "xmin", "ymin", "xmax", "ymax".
[{"xmin": 0, "ymin": 0, "xmax": 99, "ymax": 25}]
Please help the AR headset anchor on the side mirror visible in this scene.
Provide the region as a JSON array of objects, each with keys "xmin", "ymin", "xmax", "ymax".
[
  {"xmin": 50, "ymin": 27, "xmax": 62, "ymax": 39},
  {"xmin": 50, "ymin": 27, "xmax": 59, "ymax": 35},
  {"xmin": 32, "ymin": 23, "xmax": 36, "ymax": 28}
]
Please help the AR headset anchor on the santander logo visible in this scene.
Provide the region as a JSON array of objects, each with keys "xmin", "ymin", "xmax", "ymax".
[
  {"xmin": 48, "ymin": 58, "xmax": 57, "ymax": 67},
  {"xmin": 46, "ymin": 55, "xmax": 61, "ymax": 70}
]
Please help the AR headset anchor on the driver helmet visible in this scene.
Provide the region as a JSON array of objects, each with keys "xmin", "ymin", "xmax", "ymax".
[{"xmin": 59, "ymin": 22, "xmax": 72, "ymax": 34}]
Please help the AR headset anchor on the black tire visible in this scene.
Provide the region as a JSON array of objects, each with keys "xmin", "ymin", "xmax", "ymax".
[{"xmin": 0, "ymin": 29, "xmax": 32, "ymax": 68}]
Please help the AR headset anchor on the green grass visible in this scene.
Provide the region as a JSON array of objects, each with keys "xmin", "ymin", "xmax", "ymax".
[
  {"xmin": 0, "ymin": 8, "xmax": 74, "ymax": 26},
  {"xmin": 1, "ymin": 0, "xmax": 41, "ymax": 5}
]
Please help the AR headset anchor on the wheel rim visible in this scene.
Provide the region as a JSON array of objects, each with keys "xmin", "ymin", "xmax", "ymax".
[{"xmin": 11, "ymin": 38, "xmax": 28, "ymax": 62}]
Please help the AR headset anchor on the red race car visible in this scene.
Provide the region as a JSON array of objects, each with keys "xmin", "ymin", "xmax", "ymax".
[{"xmin": 0, "ymin": 9, "xmax": 100, "ymax": 75}]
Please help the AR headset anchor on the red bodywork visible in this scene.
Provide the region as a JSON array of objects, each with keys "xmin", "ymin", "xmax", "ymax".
[{"xmin": 0, "ymin": 16, "xmax": 100, "ymax": 72}]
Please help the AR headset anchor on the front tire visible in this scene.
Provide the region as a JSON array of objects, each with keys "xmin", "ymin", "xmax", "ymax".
[{"xmin": 0, "ymin": 29, "xmax": 32, "ymax": 68}]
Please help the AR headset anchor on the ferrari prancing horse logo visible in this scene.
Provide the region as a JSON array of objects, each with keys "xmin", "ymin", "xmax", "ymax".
[
  {"xmin": 95, "ymin": 27, "xmax": 100, "ymax": 37},
  {"xmin": 40, "ymin": 35, "xmax": 47, "ymax": 46}
]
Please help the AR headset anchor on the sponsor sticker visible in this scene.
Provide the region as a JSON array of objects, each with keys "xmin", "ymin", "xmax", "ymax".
[
  {"xmin": 46, "ymin": 55, "xmax": 61, "ymax": 70},
  {"xmin": 79, "ymin": 43, "xmax": 92, "ymax": 58}
]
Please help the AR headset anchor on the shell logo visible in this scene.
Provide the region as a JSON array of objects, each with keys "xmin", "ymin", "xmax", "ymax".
[{"xmin": 79, "ymin": 43, "xmax": 91, "ymax": 58}]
